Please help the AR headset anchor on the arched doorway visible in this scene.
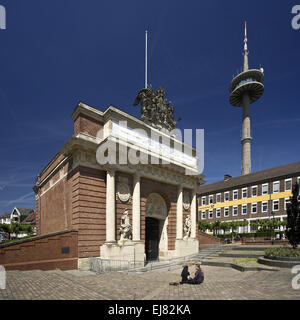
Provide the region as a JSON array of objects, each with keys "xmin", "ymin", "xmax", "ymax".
[{"xmin": 145, "ymin": 193, "xmax": 168, "ymax": 261}]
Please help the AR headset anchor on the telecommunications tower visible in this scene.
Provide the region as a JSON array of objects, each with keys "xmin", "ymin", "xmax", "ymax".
[{"xmin": 229, "ymin": 22, "xmax": 264, "ymax": 175}]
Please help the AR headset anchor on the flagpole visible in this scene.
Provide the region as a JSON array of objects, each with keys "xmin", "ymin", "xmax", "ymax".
[{"xmin": 145, "ymin": 30, "xmax": 148, "ymax": 89}]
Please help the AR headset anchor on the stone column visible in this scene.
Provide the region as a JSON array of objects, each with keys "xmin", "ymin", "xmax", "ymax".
[
  {"xmin": 176, "ymin": 185, "xmax": 183, "ymax": 240},
  {"xmin": 106, "ymin": 169, "xmax": 116, "ymax": 243},
  {"xmin": 190, "ymin": 189, "xmax": 197, "ymax": 239},
  {"xmin": 132, "ymin": 174, "xmax": 141, "ymax": 241}
]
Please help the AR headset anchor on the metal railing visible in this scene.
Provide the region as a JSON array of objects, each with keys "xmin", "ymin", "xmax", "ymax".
[
  {"xmin": 89, "ymin": 245, "xmax": 222, "ymax": 274},
  {"xmin": 89, "ymin": 258, "xmax": 132, "ymax": 274}
]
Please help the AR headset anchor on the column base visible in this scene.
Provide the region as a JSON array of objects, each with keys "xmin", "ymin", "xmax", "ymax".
[{"xmin": 175, "ymin": 238, "xmax": 199, "ymax": 258}]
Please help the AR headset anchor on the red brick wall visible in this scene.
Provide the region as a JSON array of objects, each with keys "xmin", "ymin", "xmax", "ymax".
[
  {"xmin": 0, "ymin": 230, "xmax": 78, "ymax": 271},
  {"xmin": 73, "ymin": 166, "xmax": 106, "ymax": 258},
  {"xmin": 197, "ymin": 231, "xmax": 221, "ymax": 248},
  {"xmin": 40, "ymin": 154, "xmax": 66, "ymax": 182},
  {"xmin": 73, "ymin": 114, "xmax": 103, "ymax": 137},
  {"xmin": 39, "ymin": 161, "xmax": 73, "ymax": 235}
]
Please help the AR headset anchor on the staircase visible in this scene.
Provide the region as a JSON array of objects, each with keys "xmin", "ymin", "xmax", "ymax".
[{"xmin": 123, "ymin": 245, "xmax": 223, "ymax": 273}]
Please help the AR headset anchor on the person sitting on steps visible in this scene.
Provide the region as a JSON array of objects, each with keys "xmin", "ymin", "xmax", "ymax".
[
  {"xmin": 180, "ymin": 265, "xmax": 190, "ymax": 284},
  {"xmin": 187, "ymin": 264, "xmax": 204, "ymax": 285}
]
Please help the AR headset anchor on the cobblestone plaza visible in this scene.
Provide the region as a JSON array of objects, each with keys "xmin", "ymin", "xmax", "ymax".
[{"xmin": 0, "ymin": 264, "xmax": 299, "ymax": 300}]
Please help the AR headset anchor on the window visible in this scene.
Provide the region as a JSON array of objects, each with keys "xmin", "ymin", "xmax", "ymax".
[
  {"xmin": 242, "ymin": 188, "xmax": 247, "ymax": 199},
  {"xmin": 208, "ymin": 210, "xmax": 213, "ymax": 219},
  {"xmin": 233, "ymin": 190, "xmax": 238, "ymax": 200},
  {"xmin": 224, "ymin": 192, "xmax": 229, "ymax": 202},
  {"xmin": 201, "ymin": 197, "xmax": 206, "ymax": 206},
  {"xmin": 209, "ymin": 195, "xmax": 213, "ymax": 204},
  {"xmin": 224, "ymin": 207, "xmax": 229, "ymax": 217},
  {"xmin": 284, "ymin": 198, "xmax": 290, "ymax": 210},
  {"xmin": 242, "ymin": 204, "xmax": 247, "ymax": 215},
  {"xmin": 216, "ymin": 208, "xmax": 221, "ymax": 218},
  {"xmin": 273, "ymin": 199, "xmax": 279, "ymax": 211},
  {"xmin": 285, "ymin": 179, "xmax": 292, "ymax": 191},
  {"xmin": 262, "ymin": 201, "xmax": 268, "ymax": 213},
  {"xmin": 216, "ymin": 193, "xmax": 221, "ymax": 203},
  {"xmin": 273, "ymin": 181, "xmax": 279, "ymax": 193},
  {"xmin": 233, "ymin": 206, "xmax": 238, "ymax": 216},
  {"xmin": 202, "ymin": 211, "xmax": 206, "ymax": 219},
  {"xmin": 251, "ymin": 203, "xmax": 257, "ymax": 214},
  {"xmin": 252, "ymin": 186, "xmax": 258, "ymax": 197},
  {"xmin": 262, "ymin": 183, "xmax": 268, "ymax": 195}
]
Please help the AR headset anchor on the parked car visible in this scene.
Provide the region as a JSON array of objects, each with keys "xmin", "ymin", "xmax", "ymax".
[
  {"xmin": 223, "ymin": 238, "xmax": 232, "ymax": 244},
  {"xmin": 234, "ymin": 235, "xmax": 241, "ymax": 241}
]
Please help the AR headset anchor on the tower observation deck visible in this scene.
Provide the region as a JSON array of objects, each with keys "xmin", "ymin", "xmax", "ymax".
[{"xmin": 229, "ymin": 22, "xmax": 264, "ymax": 176}]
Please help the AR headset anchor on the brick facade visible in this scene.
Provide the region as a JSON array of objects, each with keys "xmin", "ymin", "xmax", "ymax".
[
  {"xmin": 0, "ymin": 230, "xmax": 78, "ymax": 271},
  {"xmin": 29, "ymin": 103, "xmax": 202, "ymax": 268},
  {"xmin": 198, "ymin": 162, "xmax": 300, "ymax": 234},
  {"xmin": 73, "ymin": 113, "xmax": 103, "ymax": 137}
]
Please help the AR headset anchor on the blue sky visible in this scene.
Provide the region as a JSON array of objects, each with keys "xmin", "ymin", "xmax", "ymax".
[{"xmin": 0, "ymin": 0, "xmax": 299, "ymax": 213}]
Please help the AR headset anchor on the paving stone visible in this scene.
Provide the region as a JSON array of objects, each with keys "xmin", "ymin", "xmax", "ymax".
[{"xmin": 0, "ymin": 264, "xmax": 299, "ymax": 300}]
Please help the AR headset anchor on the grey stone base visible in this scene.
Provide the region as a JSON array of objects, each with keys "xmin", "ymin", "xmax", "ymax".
[
  {"xmin": 258, "ymin": 257, "xmax": 300, "ymax": 268},
  {"xmin": 100, "ymin": 240, "xmax": 145, "ymax": 265}
]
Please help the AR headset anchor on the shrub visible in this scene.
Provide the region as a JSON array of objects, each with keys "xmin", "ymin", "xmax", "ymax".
[{"xmin": 265, "ymin": 247, "xmax": 300, "ymax": 258}]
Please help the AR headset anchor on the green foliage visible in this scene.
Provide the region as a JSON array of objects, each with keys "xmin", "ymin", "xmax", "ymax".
[
  {"xmin": 216, "ymin": 230, "xmax": 284, "ymax": 239},
  {"xmin": 198, "ymin": 220, "xmax": 249, "ymax": 236},
  {"xmin": 0, "ymin": 222, "xmax": 33, "ymax": 241},
  {"xmin": 234, "ymin": 258, "xmax": 258, "ymax": 265},
  {"xmin": 265, "ymin": 247, "xmax": 300, "ymax": 258},
  {"xmin": 198, "ymin": 220, "xmax": 211, "ymax": 232},
  {"xmin": 21, "ymin": 224, "xmax": 33, "ymax": 235}
]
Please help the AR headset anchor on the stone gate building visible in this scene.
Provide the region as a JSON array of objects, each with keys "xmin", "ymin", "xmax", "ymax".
[{"xmin": 33, "ymin": 95, "xmax": 204, "ymax": 268}]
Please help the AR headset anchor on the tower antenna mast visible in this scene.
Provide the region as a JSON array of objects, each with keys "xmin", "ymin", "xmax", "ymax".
[{"xmin": 229, "ymin": 22, "xmax": 264, "ymax": 175}]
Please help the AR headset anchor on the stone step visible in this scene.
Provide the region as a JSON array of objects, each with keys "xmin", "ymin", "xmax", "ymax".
[
  {"xmin": 226, "ymin": 245, "xmax": 282, "ymax": 251},
  {"xmin": 219, "ymin": 251, "xmax": 264, "ymax": 258},
  {"xmin": 202, "ymin": 258, "xmax": 279, "ymax": 272}
]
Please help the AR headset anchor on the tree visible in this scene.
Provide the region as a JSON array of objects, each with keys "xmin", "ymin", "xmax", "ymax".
[
  {"xmin": 220, "ymin": 222, "xmax": 230, "ymax": 235},
  {"xmin": 21, "ymin": 224, "xmax": 33, "ymax": 235},
  {"xmin": 0, "ymin": 222, "xmax": 32, "ymax": 241},
  {"xmin": 286, "ymin": 183, "xmax": 300, "ymax": 249},
  {"xmin": 198, "ymin": 221, "xmax": 211, "ymax": 233},
  {"xmin": 213, "ymin": 220, "xmax": 221, "ymax": 236}
]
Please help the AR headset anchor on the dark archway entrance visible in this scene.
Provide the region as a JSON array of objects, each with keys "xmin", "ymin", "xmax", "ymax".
[{"xmin": 145, "ymin": 217, "xmax": 159, "ymax": 261}]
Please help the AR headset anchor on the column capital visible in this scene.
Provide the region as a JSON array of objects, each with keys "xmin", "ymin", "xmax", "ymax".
[
  {"xmin": 106, "ymin": 168, "xmax": 116, "ymax": 175},
  {"xmin": 133, "ymin": 173, "xmax": 141, "ymax": 181}
]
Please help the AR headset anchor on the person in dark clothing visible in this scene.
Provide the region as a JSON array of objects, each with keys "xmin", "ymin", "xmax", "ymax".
[
  {"xmin": 180, "ymin": 265, "xmax": 190, "ymax": 284},
  {"xmin": 187, "ymin": 264, "xmax": 204, "ymax": 284}
]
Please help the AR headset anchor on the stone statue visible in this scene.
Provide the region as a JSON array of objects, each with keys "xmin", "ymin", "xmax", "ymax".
[
  {"xmin": 134, "ymin": 86, "xmax": 179, "ymax": 132},
  {"xmin": 119, "ymin": 209, "xmax": 132, "ymax": 241},
  {"xmin": 183, "ymin": 215, "xmax": 191, "ymax": 240}
]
